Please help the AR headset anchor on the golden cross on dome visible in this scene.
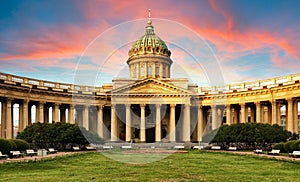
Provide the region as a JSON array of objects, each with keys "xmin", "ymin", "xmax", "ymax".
[
  {"xmin": 148, "ymin": 9, "xmax": 151, "ymax": 18},
  {"xmin": 147, "ymin": 9, "xmax": 152, "ymax": 25}
]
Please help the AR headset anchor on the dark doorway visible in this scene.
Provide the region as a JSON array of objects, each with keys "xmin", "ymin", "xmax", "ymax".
[{"xmin": 146, "ymin": 127, "xmax": 155, "ymax": 143}]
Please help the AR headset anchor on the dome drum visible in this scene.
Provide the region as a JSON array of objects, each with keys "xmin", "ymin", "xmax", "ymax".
[{"xmin": 127, "ymin": 19, "xmax": 172, "ymax": 79}]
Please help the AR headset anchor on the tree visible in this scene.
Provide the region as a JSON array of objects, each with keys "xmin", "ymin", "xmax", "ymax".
[
  {"xmin": 17, "ymin": 123, "xmax": 104, "ymax": 150},
  {"xmin": 203, "ymin": 123, "xmax": 295, "ymax": 150}
]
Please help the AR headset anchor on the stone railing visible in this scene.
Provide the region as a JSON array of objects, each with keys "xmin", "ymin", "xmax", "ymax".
[
  {"xmin": 0, "ymin": 72, "xmax": 112, "ymax": 94},
  {"xmin": 1, "ymin": 71, "xmax": 300, "ymax": 95},
  {"xmin": 197, "ymin": 73, "xmax": 300, "ymax": 94}
]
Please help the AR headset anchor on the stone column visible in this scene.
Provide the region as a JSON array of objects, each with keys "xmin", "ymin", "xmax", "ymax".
[
  {"xmin": 53, "ymin": 103, "xmax": 60, "ymax": 123},
  {"xmin": 96, "ymin": 105, "xmax": 103, "ymax": 139},
  {"xmin": 18, "ymin": 103, "xmax": 23, "ymax": 132},
  {"xmin": 287, "ymin": 98, "xmax": 294, "ymax": 133},
  {"xmin": 197, "ymin": 105, "xmax": 204, "ymax": 142},
  {"xmin": 83, "ymin": 105, "xmax": 89, "ymax": 130},
  {"xmin": 277, "ymin": 103, "xmax": 282, "ymax": 126},
  {"xmin": 166, "ymin": 65, "xmax": 170, "ymax": 77},
  {"xmin": 111, "ymin": 105, "xmax": 118, "ymax": 141},
  {"xmin": 255, "ymin": 102, "xmax": 261, "ymax": 123},
  {"xmin": 268, "ymin": 105, "xmax": 272, "ymax": 124},
  {"xmin": 159, "ymin": 63, "xmax": 163, "ymax": 78},
  {"xmin": 68, "ymin": 105, "xmax": 75, "ymax": 124},
  {"xmin": 152, "ymin": 63, "xmax": 156, "ymax": 78},
  {"xmin": 1, "ymin": 101, "xmax": 6, "ymax": 138},
  {"xmin": 155, "ymin": 104, "xmax": 161, "ymax": 142},
  {"xmin": 125, "ymin": 104, "xmax": 131, "ymax": 142},
  {"xmin": 60, "ymin": 108, "xmax": 66, "ymax": 123},
  {"xmin": 137, "ymin": 63, "xmax": 140, "ymax": 78},
  {"xmin": 35, "ymin": 104, "xmax": 39, "ymax": 123},
  {"xmin": 211, "ymin": 105, "xmax": 218, "ymax": 130},
  {"xmin": 144, "ymin": 63, "xmax": 148, "ymax": 78},
  {"xmin": 44, "ymin": 106, "xmax": 49, "ymax": 123},
  {"xmin": 250, "ymin": 107, "xmax": 255, "ymax": 123},
  {"xmin": 38, "ymin": 102, "xmax": 44, "ymax": 123},
  {"xmin": 169, "ymin": 104, "xmax": 176, "ymax": 142},
  {"xmin": 271, "ymin": 101, "xmax": 277, "ymax": 125},
  {"xmin": 240, "ymin": 103, "xmax": 246, "ymax": 123},
  {"xmin": 226, "ymin": 104, "xmax": 231, "ymax": 125},
  {"xmin": 293, "ymin": 100, "xmax": 298, "ymax": 134},
  {"xmin": 6, "ymin": 98, "xmax": 13, "ymax": 139},
  {"xmin": 182, "ymin": 104, "xmax": 190, "ymax": 142},
  {"xmin": 140, "ymin": 104, "xmax": 146, "ymax": 142},
  {"xmin": 233, "ymin": 106, "xmax": 238, "ymax": 124}
]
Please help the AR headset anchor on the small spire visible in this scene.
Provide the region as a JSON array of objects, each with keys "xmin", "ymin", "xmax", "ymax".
[{"xmin": 147, "ymin": 9, "xmax": 152, "ymax": 25}]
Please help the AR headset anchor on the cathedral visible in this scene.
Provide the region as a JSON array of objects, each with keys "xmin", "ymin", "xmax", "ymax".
[{"xmin": 0, "ymin": 13, "xmax": 299, "ymax": 142}]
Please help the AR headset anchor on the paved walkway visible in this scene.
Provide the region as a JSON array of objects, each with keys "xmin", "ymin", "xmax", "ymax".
[
  {"xmin": 0, "ymin": 150, "xmax": 299, "ymax": 164},
  {"xmin": 209, "ymin": 150, "xmax": 300, "ymax": 162},
  {"xmin": 0, "ymin": 151, "xmax": 83, "ymax": 164}
]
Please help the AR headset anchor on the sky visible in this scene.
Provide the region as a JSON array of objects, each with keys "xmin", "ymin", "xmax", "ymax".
[{"xmin": 1, "ymin": 0, "xmax": 300, "ymax": 87}]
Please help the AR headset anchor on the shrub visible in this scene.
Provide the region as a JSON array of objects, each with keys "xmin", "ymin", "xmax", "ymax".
[
  {"xmin": 283, "ymin": 140, "xmax": 295, "ymax": 153},
  {"xmin": 290, "ymin": 140, "xmax": 300, "ymax": 152},
  {"xmin": 0, "ymin": 138, "xmax": 16, "ymax": 154},
  {"xmin": 273, "ymin": 142, "xmax": 286, "ymax": 152},
  {"xmin": 17, "ymin": 122, "xmax": 104, "ymax": 150},
  {"xmin": 12, "ymin": 139, "xmax": 30, "ymax": 151},
  {"xmin": 203, "ymin": 123, "xmax": 294, "ymax": 150}
]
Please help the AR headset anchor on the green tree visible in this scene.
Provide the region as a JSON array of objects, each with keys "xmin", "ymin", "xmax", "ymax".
[{"xmin": 17, "ymin": 123, "xmax": 104, "ymax": 150}]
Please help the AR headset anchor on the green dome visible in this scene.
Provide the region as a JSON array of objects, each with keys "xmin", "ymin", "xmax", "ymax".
[
  {"xmin": 128, "ymin": 21, "xmax": 171, "ymax": 58},
  {"xmin": 132, "ymin": 25, "xmax": 168, "ymax": 49}
]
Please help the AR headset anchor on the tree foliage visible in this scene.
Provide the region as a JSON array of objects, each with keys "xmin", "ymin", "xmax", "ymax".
[
  {"xmin": 202, "ymin": 123, "xmax": 295, "ymax": 150},
  {"xmin": 16, "ymin": 123, "xmax": 104, "ymax": 150}
]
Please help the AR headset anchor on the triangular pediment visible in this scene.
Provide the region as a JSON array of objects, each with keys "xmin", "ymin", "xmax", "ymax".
[{"xmin": 111, "ymin": 78, "xmax": 191, "ymax": 95}]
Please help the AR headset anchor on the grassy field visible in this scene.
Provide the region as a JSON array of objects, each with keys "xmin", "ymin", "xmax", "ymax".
[{"xmin": 0, "ymin": 150, "xmax": 299, "ymax": 182}]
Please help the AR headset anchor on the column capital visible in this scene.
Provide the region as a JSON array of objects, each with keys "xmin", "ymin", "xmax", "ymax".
[
  {"xmin": 240, "ymin": 103, "xmax": 246, "ymax": 106},
  {"xmin": 140, "ymin": 103, "xmax": 146, "ymax": 108},
  {"xmin": 22, "ymin": 99, "xmax": 29, "ymax": 104},
  {"xmin": 54, "ymin": 103, "xmax": 61, "ymax": 107},
  {"xmin": 254, "ymin": 101, "xmax": 261, "ymax": 105},
  {"xmin": 286, "ymin": 97, "xmax": 293, "ymax": 102},
  {"xmin": 6, "ymin": 97, "xmax": 13, "ymax": 102},
  {"xmin": 185, "ymin": 103, "xmax": 191, "ymax": 107},
  {"xmin": 170, "ymin": 104, "xmax": 176, "ymax": 108},
  {"xmin": 155, "ymin": 104, "xmax": 161, "ymax": 108},
  {"xmin": 226, "ymin": 104, "xmax": 231, "ymax": 107},
  {"xmin": 98, "ymin": 104, "xmax": 104, "ymax": 109},
  {"xmin": 125, "ymin": 104, "xmax": 131, "ymax": 108}
]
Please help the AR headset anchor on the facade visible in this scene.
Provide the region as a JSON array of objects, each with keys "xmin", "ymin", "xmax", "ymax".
[{"xmin": 0, "ymin": 19, "xmax": 300, "ymax": 142}]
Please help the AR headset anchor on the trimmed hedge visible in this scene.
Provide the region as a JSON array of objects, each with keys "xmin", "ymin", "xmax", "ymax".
[
  {"xmin": 17, "ymin": 122, "xmax": 104, "ymax": 150},
  {"xmin": 0, "ymin": 139, "xmax": 29, "ymax": 154},
  {"xmin": 274, "ymin": 140, "xmax": 300, "ymax": 153},
  {"xmin": 202, "ymin": 123, "xmax": 295, "ymax": 150},
  {"xmin": 13, "ymin": 139, "xmax": 30, "ymax": 151}
]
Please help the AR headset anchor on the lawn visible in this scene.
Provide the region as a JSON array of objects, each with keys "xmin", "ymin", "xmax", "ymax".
[{"xmin": 0, "ymin": 150, "xmax": 299, "ymax": 182}]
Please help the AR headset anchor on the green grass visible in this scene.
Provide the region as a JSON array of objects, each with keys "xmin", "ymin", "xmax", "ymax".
[{"xmin": 0, "ymin": 150, "xmax": 299, "ymax": 182}]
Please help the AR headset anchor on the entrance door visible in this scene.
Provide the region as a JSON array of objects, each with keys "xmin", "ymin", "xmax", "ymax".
[{"xmin": 146, "ymin": 127, "xmax": 155, "ymax": 143}]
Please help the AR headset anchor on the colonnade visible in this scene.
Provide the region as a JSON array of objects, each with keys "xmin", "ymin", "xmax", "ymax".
[
  {"xmin": 110, "ymin": 103, "xmax": 191, "ymax": 142},
  {"xmin": 129, "ymin": 62, "xmax": 170, "ymax": 79},
  {"xmin": 0, "ymin": 96, "xmax": 299, "ymax": 141}
]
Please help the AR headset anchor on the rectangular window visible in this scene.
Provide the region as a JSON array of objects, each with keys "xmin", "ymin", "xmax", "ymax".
[
  {"xmin": 148, "ymin": 67, "xmax": 152, "ymax": 77},
  {"xmin": 155, "ymin": 67, "xmax": 159, "ymax": 76}
]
